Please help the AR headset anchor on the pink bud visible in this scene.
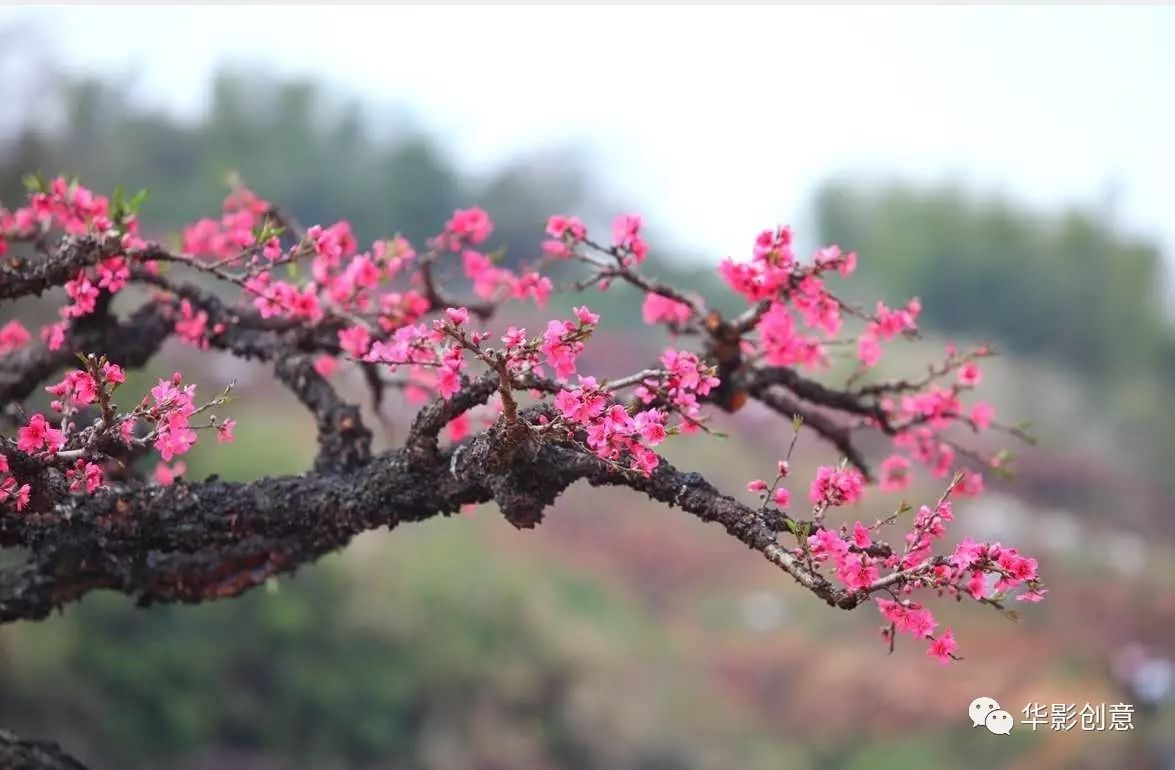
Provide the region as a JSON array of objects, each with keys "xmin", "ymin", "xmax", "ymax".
[
  {"xmin": 772, "ymin": 487, "xmax": 791, "ymax": 507},
  {"xmin": 777, "ymin": 460, "xmax": 790, "ymax": 477},
  {"xmin": 747, "ymin": 479, "xmax": 768, "ymax": 493},
  {"xmin": 445, "ymin": 307, "xmax": 469, "ymax": 326}
]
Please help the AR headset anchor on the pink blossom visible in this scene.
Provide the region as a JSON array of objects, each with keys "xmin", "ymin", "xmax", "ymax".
[
  {"xmin": 262, "ymin": 237, "xmax": 282, "ymax": 261},
  {"xmin": 808, "ymin": 528, "xmax": 850, "ymax": 563},
  {"xmin": 772, "ymin": 487, "xmax": 791, "ymax": 507},
  {"xmin": 314, "ymin": 356, "xmax": 339, "ymax": 378},
  {"xmin": 437, "ymin": 366, "xmax": 462, "ymax": 400},
  {"xmin": 540, "ymin": 320, "xmax": 581, "ymax": 380},
  {"xmin": 966, "ymin": 570, "xmax": 988, "ymax": 600},
  {"xmin": 0, "ymin": 478, "xmax": 32, "ymax": 511},
  {"xmin": 955, "ymin": 469, "xmax": 985, "ymax": 497},
  {"xmin": 857, "ymin": 333, "xmax": 882, "ymax": 367},
  {"xmin": 64, "ymin": 273, "xmax": 99, "ymax": 318},
  {"xmin": 155, "ymin": 412, "xmax": 197, "ymax": 462},
  {"xmin": 793, "ymin": 277, "xmax": 842, "ymax": 337},
  {"xmin": 67, "ymin": 459, "xmax": 103, "ymax": 494},
  {"xmin": 879, "ymin": 454, "xmax": 911, "ymax": 492},
  {"xmin": 17, "ymin": 414, "xmax": 65, "ymax": 454},
  {"xmin": 154, "ymin": 461, "xmax": 187, "ymax": 486},
  {"xmin": 573, "ymin": 305, "xmax": 600, "ymax": 325},
  {"xmin": 176, "ymin": 300, "xmax": 210, "ymax": 347},
  {"xmin": 41, "ymin": 322, "xmax": 67, "ymax": 351},
  {"xmin": 443, "ymin": 207, "xmax": 493, "ymax": 247},
  {"xmin": 927, "ymin": 628, "xmax": 958, "ymax": 664},
  {"xmin": 852, "ymin": 521, "xmax": 872, "ymax": 549},
  {"xmin": 97, "ymin": 257, "xmax": 130, "ymax": 293},
  {"xmin": 877, "ymin": 599, "xmax": 937, "ymax": 639},
  {"xmin": 958, "ymin": 362, "xmax": 982, "ymax": 387},
  {"xmin": 546, "ymin": 215, "xmax": 586, "ymax": 242},
  {"xmin": 511, "ymin": 272, "xmax": 553, "ymax": 307},
  {"xmin": 869, "ymin": 300, "xmax": 920, "ymax": 340},
  {"xmin": 756, "ymin": 302, "xmax": 824, "ymax": 369},
  {"xmin": 338, "ymin": 325, "xmax": 372, "ymax": 358},
  {"xmin": 747, "ymin": 479, "xmax": 768, "ymax": 493},
  {"xmin": 217, "ymin": 419, "xmax": 236, "ymax": 444},
  {"xmin": 633, "ymin": 409, "xmax": 667, "ymax": 445},
  {"xmin": 0, "ymin": 319, "xmax": 32, "ymax": 354},
  {"xmin": 836, "ymin": 557, "xmax": 879, "ymax": 591},
  {"xmin": 642, "ymin": 294, "xmax": 693, "ymax": 327},
  {"xmin": 501, "ymin": 326, "xmax": 527, "ymax": 350},
  {"xmin": 463, "ymin": 250, "xmax": 508, "ymax": 299},
  {"xmin": 970, "ymin": 401, "xmax": 995, "ymax": 430},
  {"xmin": 46, "ymin": 370, "xmax": 98, "ymax": 407},
  {"xmin": 448, "ymin": 413, "xmax": 470, "ymax": 443},
  {"xmin": 611, "ymin": 214, "xmax": 648, "ymax": 263},
  {"xmin": 809, "ymin": 465, "xmax": 865, "ymax": 507},
  {"xmin": 103, "ymin": 362, "xmax": 126, "ymax": 384}
]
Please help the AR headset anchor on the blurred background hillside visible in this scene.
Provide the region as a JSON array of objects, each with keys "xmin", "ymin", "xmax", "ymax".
[{"xmin": 1, "ymin": 7, "xmax": 1173, "ymax": 770}]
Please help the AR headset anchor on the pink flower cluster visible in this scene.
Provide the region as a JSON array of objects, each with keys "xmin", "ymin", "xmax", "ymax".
[
  {"xmin": 0, "ymin": 454, "xmax": 31, "ymax": 511},
  {"xmin": 857, "ymin": 300, "xmax": 921, "ymax": 367},
  {"xmin": 874, "ymin": 355, "xmax": 996, "ymax": 495},
  {"xmin": 0, "ymin": 320, "xmax": 31, "ymax": 355},
  {"xmin": 66, "ymin": 458, "xmax": 103, "ymax": 494},
  {"xmin": 809, "ymin": 464, "xmax": 866, "ymax": 506},
  {"xmin": 434, "ymin": 207, "xmax": 493, "ymax": 251},
  {"xmin": 634, "ymin": 349, "xmax": 720, "ymax": 432},
  {"xmin": 1, "ymin": 176, "xmax": 111, "ymax": 238},
  {"xmin": 46, "ymin": 369, "xmax": 99, "ymax": 410},
  {"xmin": 149, "ymin": 374, "xmax": 199, "ymax": 462},
  {"xmin": 539, "ymin": 309, "xmax": 596, "ymax": 380},
  {"xmin": 611, "ymin": 214, "xmax": 648, "ymax": 265},
  {"xmin": 553, "ymin": 378, "xmax": 664, "ymax": 475},
  {"xmin": 17, "ymin": 414, "xmax": 65, "ymax": 454},
  {"xmin": 641, "ymin": 293, "xmax": 693, "ymax": 327},
  {"xmin": 542, "ymin": 215, "xmax": 587, "ymax": 258},
  {"xmin": 719, "ymin": 227, "xmax": 796, "ymax": 301},
  {"xmin": 544, "ymin": 345, "xmax": 721, "ymax": 475},
  {"xmin": 463, "ymin": 249, "xmax": 553, "ymax": 307},
  {"xmin": 757, "ymin": 301, "xmax": 825, "ymax": 368},
  {"xmin": 182, "ymin": 186, "xmax": 269, "ymax": 260},
  {"xmin": 175, "ymin": 299, "xmax": 218, "ymax": 348},
  {"xmin": 0, "ymin": 179, "xmax": 149, "ymax": 351}
]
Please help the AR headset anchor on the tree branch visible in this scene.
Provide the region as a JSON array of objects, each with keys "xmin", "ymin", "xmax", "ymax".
[{"xmin": 0, "ymin": 729, "xmax": 87, "ymax": 770}]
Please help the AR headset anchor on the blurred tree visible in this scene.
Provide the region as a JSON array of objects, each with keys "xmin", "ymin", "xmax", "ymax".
[
  {"xmin": 0, "ymin": 59, "xmax": 592, "ymax": 255},
  {"xmin": 815, "ymin": 179, "xmax": 1175, "ymax": 495},
  {"xmin": 814, "ymin": 180, "xmax": 1170, "ymax": 385}
]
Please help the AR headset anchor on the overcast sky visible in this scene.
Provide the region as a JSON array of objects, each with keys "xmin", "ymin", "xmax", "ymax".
[{"xmin": 4, "ymin": 6, "xmax": 1174, "ymax": 278}]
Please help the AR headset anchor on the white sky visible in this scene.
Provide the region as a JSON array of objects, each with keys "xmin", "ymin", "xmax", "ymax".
[{"xmin": 4, "ymin": 6, "xmax": 1174, "ymax": 280}]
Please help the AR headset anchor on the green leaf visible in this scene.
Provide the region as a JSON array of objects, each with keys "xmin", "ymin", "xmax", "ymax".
[
  {"xmin": 128, "ymin": 188, "xmax": 149, "ymax": 212},
  {"xmin": 22, "ymin": 172, "xmax": 46, "ymax": 193}
]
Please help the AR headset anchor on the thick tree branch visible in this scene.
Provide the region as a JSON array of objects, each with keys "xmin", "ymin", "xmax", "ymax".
[
  {"xmin": 0, "ymin": 234, "xmax": 118, "ymax": 302},
  {"xmin": 0, "ymin": 304, "xmax": 172, "ymax": 405},
  {"xmin": 273, "ymin": 353, "xmax": 372, "ymax": 472},
  {"xmin": 0, "ymin": 728, "xmax": 87, "ymax": 770}
]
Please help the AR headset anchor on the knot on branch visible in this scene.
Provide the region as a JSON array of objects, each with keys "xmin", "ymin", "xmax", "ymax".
[
  {"xmin": 404, "ymin": 374, "xmax": 499, "ymax": 470},
  {"xmin": 448, "ymin": 420, "xmax": 562, "ymax": 529}
]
